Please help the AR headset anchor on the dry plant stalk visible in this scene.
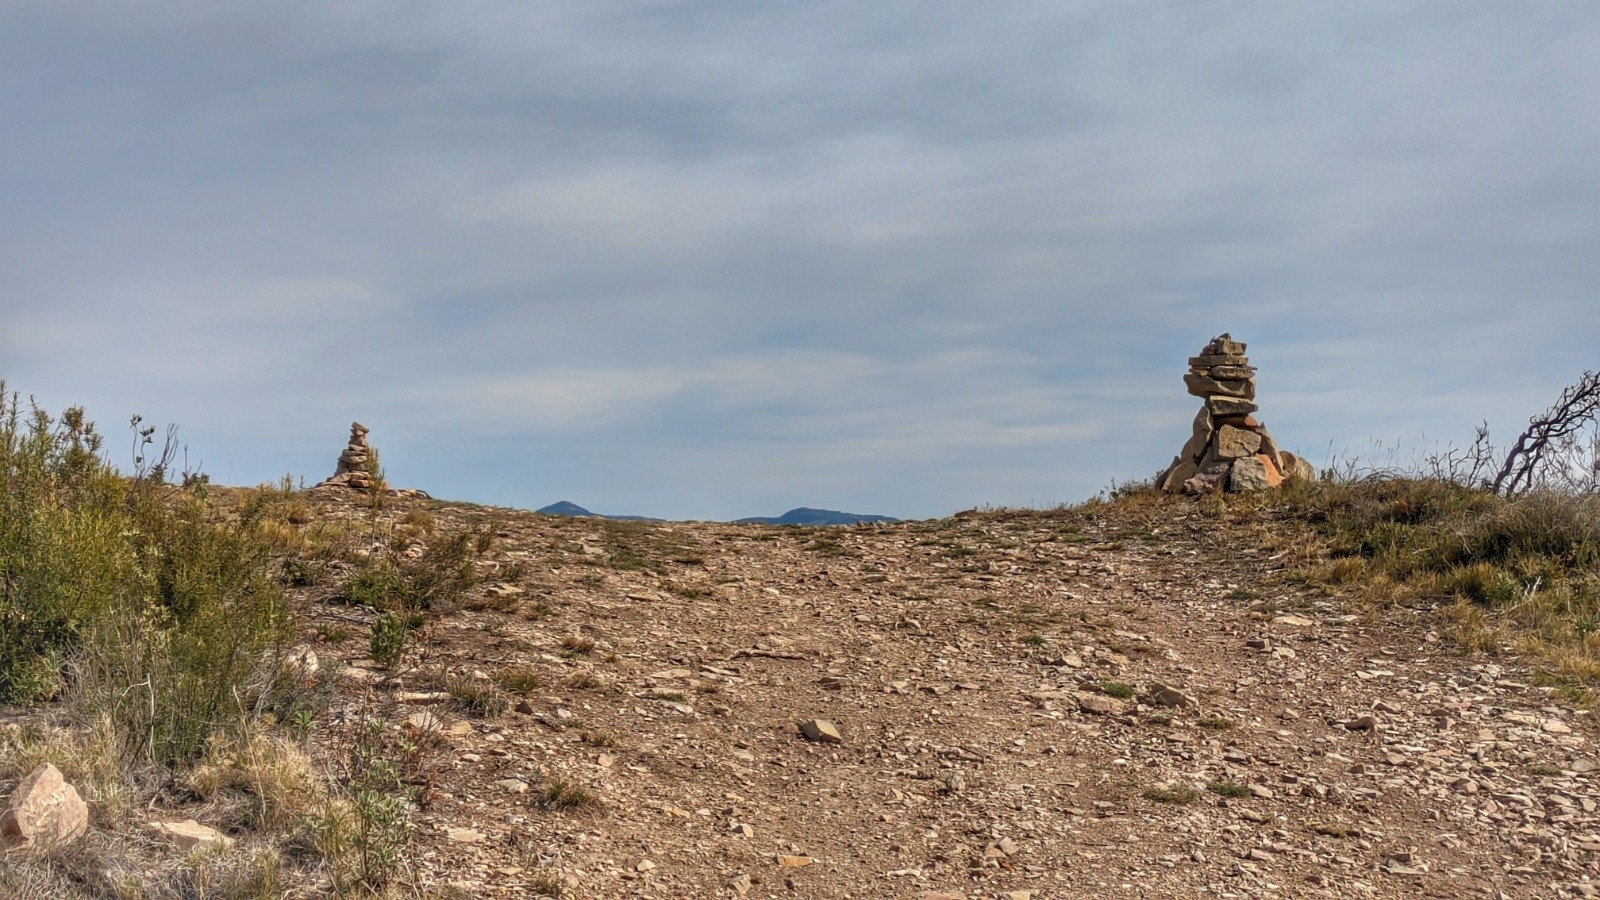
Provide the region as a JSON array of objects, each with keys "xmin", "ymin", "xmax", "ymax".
[{"xmin": 1493, "ymin": 370, "xmax": 1600, "ymax": 496}]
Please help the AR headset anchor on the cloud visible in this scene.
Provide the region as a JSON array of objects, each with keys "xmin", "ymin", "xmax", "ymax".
[{"xmin": 3, "ymin": 3, "xmax": 1599, "ymax": 518}]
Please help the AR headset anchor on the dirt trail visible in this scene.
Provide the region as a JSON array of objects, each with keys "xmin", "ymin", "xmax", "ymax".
[{"xmin": 307, "ymin": 496, "xmax": 1599, "ymax": 899}]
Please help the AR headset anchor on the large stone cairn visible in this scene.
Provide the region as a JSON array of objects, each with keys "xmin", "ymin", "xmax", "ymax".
[
  {"xmin": 1158, "ymin": 334, "xmax": 1316, "ymax": 494},
  {"xmin": 314, "ymin": 421, "xmax": 378, "ymax": 492}
]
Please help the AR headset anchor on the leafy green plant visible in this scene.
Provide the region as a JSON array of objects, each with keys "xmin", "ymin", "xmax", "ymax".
[{"xmin": 368, "ymin": 613, "xmax": 409, "ymax": 668}]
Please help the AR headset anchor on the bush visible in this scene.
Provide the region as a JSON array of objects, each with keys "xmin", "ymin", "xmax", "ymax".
[{"xmin": 0, "ymin": 386, "xmax": 291, "ymax": 765}]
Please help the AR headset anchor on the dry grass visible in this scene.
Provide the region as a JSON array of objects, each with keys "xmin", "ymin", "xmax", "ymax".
[{"xmin": 1201, "ymin": 477, "xmax": 1600, "ymax": 699}]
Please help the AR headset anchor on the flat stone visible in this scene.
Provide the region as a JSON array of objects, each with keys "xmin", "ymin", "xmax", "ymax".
[
  {"xmin": 800, "ymin": 719, "xmax": 843, "ymax": 744},
  {"xmin": 446, "ymin": 827, "xmax": 487, "ymax": 843},
  {"xmin": 1189, "ymin": 354, "xmax": 1250, "ymax": 368},
  {"xmin": 404, "ymin": 711, "xmax": 444, "ymax": 732},
  {"xmin": 1215, "ymin": 425, "xmax": 1264, "ymax": 460},
  {"xmin": 1147, "ymin": 682, "xmax": 1198, "ymax": 709},
  {"xmin": 149, "ymin": 819, "xmax": 235, "ymax": 851},
  {"xmin": 285, "ymin": 644, "xmax": 319, "ymax": 679},
  {"xmin": 1, "ymin": 764, "xmax": 88, "ymax": 856},
  {"xmin": 1206, "ymin": 396, "xmax": 1260, "ymax": 417},
  {"xmin": 1271, "ymin": 615, "xmax": 1316, "ymax": 627},
  {"xmin": 1184, "ymin": 373, "xmax": 1256, "ymax": 400},
  {"xmin": 1075, "ymin": 693, "xmax": 1128, "ymax": 716},
  {"xmin": 777, "ymin": 854, "xmax": 814, "ymax": 868},
  {"xmin": 1208, "ymin": 365, "xmax": 1256, "ymax": 380},
  {"xmin": 398, "ymin": 692, "xmax": 451, "ymax": 704}
]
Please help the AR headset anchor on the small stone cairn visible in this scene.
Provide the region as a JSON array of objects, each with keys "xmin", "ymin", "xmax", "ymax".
[
  {"xmin": 313, "ymin": 421, "xmax": 378, "ymax": 492},
  {"xmin": 1158, "ymin": 334, "xmax": 1316, "ymax": 494}
]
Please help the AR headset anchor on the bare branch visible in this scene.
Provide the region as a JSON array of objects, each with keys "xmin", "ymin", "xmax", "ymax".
[{"xmin": 1493, "ymin": 370, "xmax": 1600, "ymax": 496}]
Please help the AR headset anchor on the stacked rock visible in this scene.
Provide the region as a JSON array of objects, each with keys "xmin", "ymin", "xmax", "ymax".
[
  {"xmin": 1158, "ymin": 334, "xmax": 1316, "ymax": 494},
  {"xmin": 313, "ymin": 422, "xmax": 378, "ymax": 492}
]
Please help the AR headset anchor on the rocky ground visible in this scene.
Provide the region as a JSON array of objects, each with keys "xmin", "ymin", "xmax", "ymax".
[{"xmin": 292, "ymin": 492, "xmax": 1598, "ymax": 899}]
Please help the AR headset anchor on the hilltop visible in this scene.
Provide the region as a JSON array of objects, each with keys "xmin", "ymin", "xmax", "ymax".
[
  {"xmin": 733, "ymin": 507, "xmax": 901, "ymax": 526},
  {"xmin": 7, "ymin": 478, "xmax": 1595, "ymax": 899}
]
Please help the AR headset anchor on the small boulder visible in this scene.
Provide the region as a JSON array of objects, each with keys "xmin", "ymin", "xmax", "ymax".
[
  {"xmin": 799, "ymin": 719, "xmax": 842, "ymax": 744},
  {"xmin": 1, "ymin": 763, "xmax": 88, "ymax": 855},
  {"xmin": 1278, "ymin": 450, "xmax": 1317, "ymax": 482},
  {"xmin": 1146, "ymin": 682, "xmax": 1198, "ymax": 709},
  {"xmin": 1228, "ymin": 456, "xmax": 1279, "ymax": 492},
  {"xmin": 149, "ymin": 819, "xmax": 235, "ymax": 851}
]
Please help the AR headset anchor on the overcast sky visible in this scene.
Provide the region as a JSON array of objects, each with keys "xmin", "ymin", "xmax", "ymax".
[{"xmin": 3, "ymin": 2, "xmax": 1597, "ymax": 520}]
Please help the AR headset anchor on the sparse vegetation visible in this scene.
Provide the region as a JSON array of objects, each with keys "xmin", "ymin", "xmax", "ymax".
[
  {"xmin": 1207, "ymin": 780, "xmax": 1252, "ymax": 798},
  {"xmin": 444, "ymin": 673, "xmax": 512, "ymax": 717},
  {"xmin": 1143, "ymin": 785, "xmax": 1198, "ymax": 805},
  {"xmin": 1099, "ymin": 681, "xmax": 1136, "ymax": 700},
  {"xmin": 493, "ymin": 665, "xmax": 543, "ymax": 695},
  {"xmin": 0, "ymin": 388, "xmax": 291, "ymax": 765},
  {"xmin": 560, "ymin": 635, "xmax": 597, "ymax": 657},
  {"xmin": 539, "ymin": 776, "xmax": 599, "ymax": 811}
]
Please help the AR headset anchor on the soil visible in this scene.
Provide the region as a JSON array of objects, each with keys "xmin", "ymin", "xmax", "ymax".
[{"xmin": 293, "ymin": 492, "xmax": 1599, "ymax": 899}]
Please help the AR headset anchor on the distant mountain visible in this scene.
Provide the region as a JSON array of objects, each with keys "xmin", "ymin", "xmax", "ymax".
[
  {"xmin": 535, "ymin": 500, "xmax": 662, "ymax": 522},
  {"xmin": 734, "ymin": 507, "xmax": 899, "ymax": 526}
]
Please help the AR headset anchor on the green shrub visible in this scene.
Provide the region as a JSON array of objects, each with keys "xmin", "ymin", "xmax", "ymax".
[
  {"xmin": 368, "ymin": 613, "xmax": 410, "ymax": 668},
  {"xmin": 0, "ymin": 387, "xmax": 291, "ymax": 765},
  {"xmin": 342, "ymin": 526, "xmax": 493, "ymax": 614}
]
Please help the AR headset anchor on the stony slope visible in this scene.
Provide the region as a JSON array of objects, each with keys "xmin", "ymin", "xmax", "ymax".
[{"xmin": 298, "ymin": 493, "xmax": 1599, "ymax": 900}]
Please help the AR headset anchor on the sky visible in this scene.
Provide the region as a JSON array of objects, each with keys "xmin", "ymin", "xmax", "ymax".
[{"xmin": 3, "ymin": 2, "xmax": 1598, "ymax": 521}]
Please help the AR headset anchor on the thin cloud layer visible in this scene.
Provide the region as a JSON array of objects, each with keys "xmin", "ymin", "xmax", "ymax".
[{"xmin": 3, "ymin": 3, "xmax": 1598, "ymax": 519}]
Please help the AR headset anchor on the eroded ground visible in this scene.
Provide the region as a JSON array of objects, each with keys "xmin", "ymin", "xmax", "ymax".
[{"xmin": 300, "ymin": 494, "xmax": 1599, "ymax": 900}]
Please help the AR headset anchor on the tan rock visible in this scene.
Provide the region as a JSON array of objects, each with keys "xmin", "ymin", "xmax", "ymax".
[
  {"xmin": 1278, "ymin": 450, "xmax": 1317, "ymax": 482},
  {"xmin": 1208, "ymin": 365, "xmax": 1256, "ymax": 380},
  {"xmin": 1159, "ymin": 456, "xmax": 1200, "ymax": 493},
  {"xmin": 1179, "ymin": 408, "xmax": 1213, "ymax": 461},
  {"xmin": 1214, "ymin": 425, "xmax": 1263, "ymax": 460},
  {"xmin": 1208, "ymin": 334, "xmax": 1247, "ymax": 356},
  {"xmin": 1256, "ymin": 427, "xmax": 1281, "ymax": 464},
  {"xmin": 1181, "ymin": 462, "xmax": 1231, "ymax": 496},
  {"xmin": 1, "ymin": 764, "xmax": 88, "ymax": 855},
  {"xmin": 1205, "ymin": 395, "xmax": 1260, "ymax": 417},
  {"xmin": 1188, "ymin": 353, "xmax": 1249, "ymax": 368},
  {"xmin": 777, "ymin": 854, "xmax": 814, "ymax": 868},
  {"xmin": 1214, "ymin": 413, "xmax": 1260, "ymax": 428},
  {"xmin": 404, "ymin": 710, "xmax": 443, "ymax": 732},
  {"xmin": 149, "ymin": 819, "xmax": 235, "ymax": 851},
  {"xmin": 800, "ymin": 719, "xmax": 842, "ymax": 743},
  {"xmin": 1228, "ymin": 456, "xmax": 1277, "ymax": 492},
  {"xmin": 1183, "ymin": 372, "xmax": 1256, "ymax": 399},
  {"xmin": 1074, "ymin": 692, "xmax": 1127, "ymax": 716},
  {"xmin": 1147, "ymin": 682, "xmax": 1198, "ymax": 709}
]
